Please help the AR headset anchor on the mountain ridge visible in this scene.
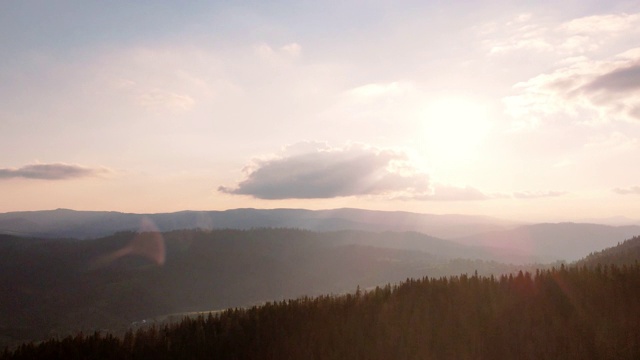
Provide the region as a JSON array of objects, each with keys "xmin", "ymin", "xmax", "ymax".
[{"xmin": 0, "ymin": 207, "xmax": 520, "ymax": 239}]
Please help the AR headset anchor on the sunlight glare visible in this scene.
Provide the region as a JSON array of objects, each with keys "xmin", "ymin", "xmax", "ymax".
[{"xmin": 419, "ymin": 97, "xmax": 491, "ymax": 163}]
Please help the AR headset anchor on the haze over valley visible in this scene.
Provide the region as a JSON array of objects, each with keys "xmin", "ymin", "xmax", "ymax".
[{"xmin": 2, "ymin": 207, "xmax": 640, "ymax": 349}]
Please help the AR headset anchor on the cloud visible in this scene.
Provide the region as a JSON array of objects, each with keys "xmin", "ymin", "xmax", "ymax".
[
  {"xmin": 411, "ymin": 185, "xmax": 493, "ymax": 201},
  {"xmin": 562, "ymin": 13, "xmax": 640, "ymax": 35},
  {"xmin": 583, "ymin": 63, "xmax": 640, "ymax": 93},
  {"xmin": 345, "ymin": 82, "xmax": 413, "ymax": 100},
  {"xmin": 254, "ymin": 42, "xmax": 302, "ymax": 64},
  {"xmin": 281, "ymin": 43, "xmax": 302, "ymax": 57},
  {"xmin": 487, "ymin": 12, "xmax": 640, "ymax": 127},
  {"xmin": 483, "ymin": 16, "xmax": 553, "ymax": 55},
  {"xmin": 219, "ymin": 143, "xmax": 431, "ymax": 199},
  {"xmin": 326, "ymin": 81, "xmax": 421, "ymax": 125},
  {"xmin": 138, "ymin": 89, "xmax": 195, "ymax": 112},
  {"xmin": 512, "ymin": 191, "xmax": 567, "ymax": 199},
  {"xmin": 484, "ymin": 12, "xmax": 640, "ymax": 56},
  {"xmin": 0, "ymin": 163, "xmax": 109, "ymax": 180},
  {"xmin": 318, "ymin": 81, "xmax": 438, "ymax": 143},
  {"xmin": 220, "ymin": 142, "xmax": 566, "ymax": 202},
  {"xmin": 411, "ymin": 187, "xmax": 564, "ymax": 201},
  {"xmin": 613, "ymin": 186, "xmax": 640, "ymax": 195},
  {"xmin": 504, "ymin": 48, "xmax": 640, "ymax": 126}
]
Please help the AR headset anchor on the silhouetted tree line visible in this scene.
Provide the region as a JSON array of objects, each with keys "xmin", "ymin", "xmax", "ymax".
[{"xmin": 3, "ymin": 263, "xmax": 640, "ymax": 359}]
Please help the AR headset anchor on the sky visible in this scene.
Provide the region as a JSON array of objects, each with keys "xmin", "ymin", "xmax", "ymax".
[{"xmin": 1, "ymin": 0, "xmax": 640, "ymax": 222}]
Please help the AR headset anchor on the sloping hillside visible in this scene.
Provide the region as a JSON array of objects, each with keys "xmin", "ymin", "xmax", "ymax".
[
  {"xmin": 576, "ymin": 235, "xmax": 640, "ymax": 267},
  {"xmin": 0, "ymin": 229, "xmax": 532, "ymax": 347},
  {"xmin": 5, "ymin": 265, "xmax": 640, "ymax": 359}
]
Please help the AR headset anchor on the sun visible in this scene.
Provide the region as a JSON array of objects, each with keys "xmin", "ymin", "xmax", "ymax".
[{"xmin": 418, "ymin": 97, "xmax": 491, "ymax": 163}]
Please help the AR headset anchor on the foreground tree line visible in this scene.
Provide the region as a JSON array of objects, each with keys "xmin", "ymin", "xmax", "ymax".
[{"xmin": 3, "ymin": 262, "xmax": 640, "ymax": 359}]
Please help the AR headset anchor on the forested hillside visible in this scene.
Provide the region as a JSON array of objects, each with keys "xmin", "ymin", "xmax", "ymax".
[
  {"xmin": 577, "ymin": 235, "xmax": 640, "ymax": 267},
  {"xmin": 4, "ymin": 264, "xmax": 640, "ymax": 359},
  {"xmin": 0, "ymin": 228, "xmax": 533, "ymax": 348}
]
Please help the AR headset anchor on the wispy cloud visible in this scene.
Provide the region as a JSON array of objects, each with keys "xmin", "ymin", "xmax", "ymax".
[
  {"xmin": 410, "ymin": 185, "xmax": 494, "ymax": 201},
  {"xmin": 504, "ymin": 48, "xmax": 640, "ymax": 127},
  {"xmin": 138, "ymin": 90, "xmax": 195, "ymax": 112},
  {"xmin": 410, "ymin": 188, "xmax": 564, "ymax": 201},
  {"xmin": 255, "ymin": 42, "xmax": 302, "ymax": 63},
  {"xmin": 0, "ymin": 163, "xmax": 109, "ymax": 180},
  {"xmin": 613, "ymin": 186, "xmax": 640, "ymax": 195},
  {"xmin": 487, "ymin": 12, "xmax": 640, "ymax": 129},
  {"xmin": 485, "ymin": 12, "xmax": 640, "ymax": 56},
  {"xmin": 345, "ymin": 82, "xmax": 414, "ymax": 100},
  {"xmin": 513, "ymin": 190, "xmax": 567, "ymax": 199},
  {"xmin": 323, "ymin": 81, "xmax": 423, "ymax": 132}
]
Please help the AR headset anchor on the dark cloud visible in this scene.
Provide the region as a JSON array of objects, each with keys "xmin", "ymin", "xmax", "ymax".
[
  {"xmin": 584, "ymin": 63, "xmax": 640, "ymax": 93},
  {"xmin": 613, "ymin": 186, "xmax": 640, "ymax": 195},
  {"xmin": 0, "ymin": 163, "xmax": 107, "ymax": 180},
  {"xmin": 219, "ymin": 145, "xmax": 431, "ymax": 199},
  {"xmin": 513, "ymin": 191, "xmax": 567, "ymax": 199}
]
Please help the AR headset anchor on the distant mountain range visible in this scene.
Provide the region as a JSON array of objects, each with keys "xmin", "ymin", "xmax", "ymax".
[
  {"xmin": 1, "ymin": 208, "xmax": 639, "ymax": 263},
  {"xmin": 0, "ymin": 208, "xmax": 518, "ymax": 239},
  {"xmin": 2, "ymin": 207, "xmax": 640, "ymax": 347}
]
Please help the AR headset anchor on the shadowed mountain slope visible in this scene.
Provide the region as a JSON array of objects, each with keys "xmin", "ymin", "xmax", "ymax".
[
  {"xmin": 5, "ymin": 262, "xmax": 640, "ymax": 359},
  {"xmin": 0, "ymin": 228, "xmax": 538, "ymax": 347}
]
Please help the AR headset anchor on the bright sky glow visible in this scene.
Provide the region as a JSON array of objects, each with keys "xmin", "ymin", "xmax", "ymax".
[
  {"xmin": 420, "ymin": 97, "xmax": 491, "ymax": 163},
  {"xmin": 1, "ymin": 1, "xmax": 639, "ymax": 222}
]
